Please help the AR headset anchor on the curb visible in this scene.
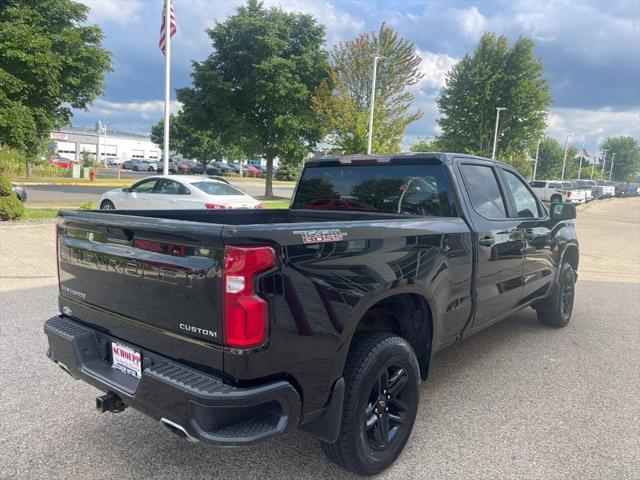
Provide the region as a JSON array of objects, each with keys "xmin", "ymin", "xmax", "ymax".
[{"xmin": 15, "ymin": 182, "xmax": 128, "ymax": 187}]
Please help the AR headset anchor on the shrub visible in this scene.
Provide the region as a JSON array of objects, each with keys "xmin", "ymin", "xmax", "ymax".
[
  {"xmin": 0, "ymin": 173, "xmax": 25, "ymax": 220},
  {"xmin": 79, "ymin": 201, "xmax": 95, "ymax": 210}
]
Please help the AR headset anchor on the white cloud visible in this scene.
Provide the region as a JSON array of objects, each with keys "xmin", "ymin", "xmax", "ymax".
[
  {"xmin": 454, "ymin": 6, "xmax": 486, "ymax": 41},
  {"xmin": 80, "ymin": 0, "xmax": 145, "ymax": 26},
  {"xmin": 92, "ymin": 99, "xmax": 182, "ymax": 119},
  {"xmin": 547, "ymin": 107, "xmax": 640, "ymax": 146},
  {"xmin": 416, "ymin": 50, "xmax": 458, "ymax": 90}
]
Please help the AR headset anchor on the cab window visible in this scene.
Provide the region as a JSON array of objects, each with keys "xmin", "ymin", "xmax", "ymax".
[
  {"xmin": 460, "ymin": 164, "xmax": 507, "ymax": 219},
  {"xmin": 503, "ymin": 170, "xmax": 541, "ymax": 218}
]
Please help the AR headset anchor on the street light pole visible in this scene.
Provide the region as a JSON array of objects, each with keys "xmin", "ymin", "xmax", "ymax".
[
  {"xmin": 366, "ymin": 55, "xmax": 382, "ymax": 155},
  {"xmin": 590, "ymin": 142, "xmax": 598, "ymax": 179},
  {"xmin": 600, "ymin": 149, "xmax": 608, "ymax": 177},
  {"xmin": 577, "ymin": 141, "xmax": 585, "ymax": 180},
  {"xmin": 609, "ymin": 153, "xmax": 616, "ymax": 181},
  {"xmin": 532, "ymin": 137, "xmax": 541, "ymax": 180},
  {"xmin": 560, "ymin": 133, "xmax": 572, "ymax": 180},
  {"xmin": 491, "ymin": 107, "xmax": 507, "ymax": 160}
]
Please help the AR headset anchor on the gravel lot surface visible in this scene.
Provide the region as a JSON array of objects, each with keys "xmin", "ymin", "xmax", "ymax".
[{"xmin": 1, "ymin": 198, "xmax": 638, "ymax": 479}]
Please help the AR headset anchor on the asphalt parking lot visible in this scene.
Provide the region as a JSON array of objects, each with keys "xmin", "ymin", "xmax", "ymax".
[{"xmin": 1, "ymin": 198, "xmax": 638, "ymax": 479}]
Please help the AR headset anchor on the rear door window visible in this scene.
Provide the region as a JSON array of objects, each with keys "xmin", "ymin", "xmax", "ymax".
[
  {"xmin": 503, "ymin": 170, "xmax": 541, "ymax": 218},
  {"xmin": 459, "ymin": 164, "xmax": 507, "ymax": 219},
  {"xmin": 191, "ymin": 181, "xmax": 244, "ymax": 196},
  {"xmin": 291, "ymin": 163, "xmax": 457, "ymax": 216}
]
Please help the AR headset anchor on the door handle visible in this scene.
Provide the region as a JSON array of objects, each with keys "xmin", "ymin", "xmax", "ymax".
[{"xmin": 479, "ymin": 235, "xmax": 495, "ymax": 247}]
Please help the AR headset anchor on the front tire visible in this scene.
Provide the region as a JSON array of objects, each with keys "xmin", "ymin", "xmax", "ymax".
[
  {"xmin": 321, "ymin": 332, "xmax": 420, "ymax": 475},
  {"xmin": 536, "ymin": 262, "xmax": 575, "ymax": 328},
  {"xmin": 100, "ymin": 200, "xmax": 115, "ymax": 210}
]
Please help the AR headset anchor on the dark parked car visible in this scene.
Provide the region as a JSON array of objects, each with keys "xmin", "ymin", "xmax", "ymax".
[
  {"xmin": 45, "ymin": 153, "xmax": 579, "ymax": 475},
  {"xmin": 121, "ymin": 160, "xmax": 149, "ymax": 171},
  {"xmin": 11, "ymin": 183, "xmax": 27, "ymax": 202},
  {"xmin": 210, "ymin": 161, "xmax": 236, "ymax": 174},
  {"xmin": 190, "ymin": 162, "xmax": 223, "ymax": 176}
]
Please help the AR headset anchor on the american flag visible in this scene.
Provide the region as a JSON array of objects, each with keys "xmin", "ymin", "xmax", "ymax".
[{"xmin": 159, "ymin": 0, "xmax": 176, "ymax": 55}]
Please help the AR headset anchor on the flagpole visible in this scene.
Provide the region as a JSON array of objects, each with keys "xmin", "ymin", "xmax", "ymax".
[{"xmin": 162, "ymin": 0, "xmax": 171, "ymax": 176}]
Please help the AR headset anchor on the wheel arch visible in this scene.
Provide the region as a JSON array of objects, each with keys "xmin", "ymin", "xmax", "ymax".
[
  {"xmin": 562, "ymin": 243, "xmax": 579, "ymax": 273},
  {"xmin": 346, "ymin": 291, "xmax": 434, "ymax": 381}
]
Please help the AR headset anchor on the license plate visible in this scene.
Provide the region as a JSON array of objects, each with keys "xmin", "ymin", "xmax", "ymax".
[{"xmin": 111, "ymin": 342, "xmax": 142, "ymax": 379}]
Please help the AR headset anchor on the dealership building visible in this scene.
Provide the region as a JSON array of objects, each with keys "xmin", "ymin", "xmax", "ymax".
[{"xmin": 50, "ymin": 124, "xmax": 160, "ymax": 164}]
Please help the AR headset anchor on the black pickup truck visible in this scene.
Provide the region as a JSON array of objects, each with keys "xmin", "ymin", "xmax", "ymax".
[{"xmin": 45, "ymin": 153, "xmax": 579, "ymax": 475}]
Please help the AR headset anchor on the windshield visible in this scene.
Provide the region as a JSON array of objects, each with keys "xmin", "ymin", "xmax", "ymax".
[
  {"xmin": 191, "ymin": 181, "xmax": 245, "ymax": 196},
  {"xmin": 291, "ymin": 163, "xmax": 456, "ymax": 216}
]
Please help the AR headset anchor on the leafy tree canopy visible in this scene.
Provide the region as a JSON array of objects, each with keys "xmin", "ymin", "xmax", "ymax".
[
  {"xmin": 176, "ymin": 0, "xmax": 330, "ymax": 196},
  {"xmin": 0, "ymin": 0, "xmax": 111, "ymax": 175},
  {"xmin": 599, "ymin": 136, "xmax": 640, "ymax": 182},
  {"xmin": 314, "ymin": 24, "xmax": 423, "ymax": 154},
  {"xmin": 409, "ymin": 137, "xmax": 441, "ymax": 152},
  {"xmin": 150, "ymin": 115, "xmax": 229, "ymax": 168},
  {"xmin": 437, "ymin": 32, "xmax": 550, "ymax": 166}
]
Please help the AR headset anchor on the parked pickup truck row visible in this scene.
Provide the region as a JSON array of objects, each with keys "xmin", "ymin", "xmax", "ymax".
[{"xmin": 44, "ymin": 153, "xmax": 579, "ymax": 475}]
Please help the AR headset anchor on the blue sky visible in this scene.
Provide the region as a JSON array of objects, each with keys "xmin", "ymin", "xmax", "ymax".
[{"xmin": 76, "ymin": 0, "xmax": 640, "ymax": 151}]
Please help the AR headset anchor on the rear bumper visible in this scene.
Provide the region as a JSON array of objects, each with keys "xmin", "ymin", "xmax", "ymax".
[{"xmin": 44, "ymin": 315, "xmax": 301, "ymax": 445}]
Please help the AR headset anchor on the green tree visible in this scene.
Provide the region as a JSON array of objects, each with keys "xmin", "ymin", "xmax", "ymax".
[
  {"xmin": 437, "ymin": 33, "xmax": 550, "ymax": 165},
  {"xmin": 0, "ymin": 0, "xmax": 111, "ymax": 177},
  {"xmin": 177, "ymin": 0, "xmax": 330, "ymax": 196},
  {"xmin": 409, "ymin": 137, "xmax": 441, "ymax": 152},
  {"xmin": 599, "ymin": 137, "xmax": 640, "ymax": 181},
  {"xmin": 314, "ymin": 24, "xmax": 423, "ymax": 154},
  {"xmin": 150, "ymin": 115, "xmax": 228, "ymax": 169},
  {"xmin": 0, "ymin": 172, "xmax": 24, "ymax": 220}
]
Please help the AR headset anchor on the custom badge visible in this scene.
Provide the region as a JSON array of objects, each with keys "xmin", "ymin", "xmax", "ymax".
[{"xmin": 293, "ymin": 229, "xmax": 348, "ymax": 244}]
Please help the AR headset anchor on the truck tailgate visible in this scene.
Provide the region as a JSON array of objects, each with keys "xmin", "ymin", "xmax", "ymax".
[{"xmin": 57, "ymin": 211, "xmax": 225, "ymax": 372}]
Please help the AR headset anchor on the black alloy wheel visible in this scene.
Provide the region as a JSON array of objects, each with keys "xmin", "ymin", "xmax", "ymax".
[{"xmin": 365, "ymin": 364, "xmax": 410, "ymax": 451}]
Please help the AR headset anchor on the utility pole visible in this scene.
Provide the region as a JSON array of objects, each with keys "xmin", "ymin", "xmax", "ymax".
[
  {"xmin": 577, "ymin": 141, "xmax": 585, "ymax": 179},
  {"xmin": 491, "ymin": 107, "xmax": 507, "ymax": 160},
  {"xmin": 366, "ymin": 55, "xmax": 383, "ymax": 155},
  {"xmin": 560, "ymin": 133, "xmax": 572, "ymax": 180},
  {"xmin": 532, "ymin": 137, "xmax": 541, "ymax": 180},
  {"xmin": 609, "ymin": 153, "xmax": 616, "ymax": 181}
]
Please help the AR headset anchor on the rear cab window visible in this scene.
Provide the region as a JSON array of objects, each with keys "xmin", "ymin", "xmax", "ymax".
[
  {"xmin": 291, "ymin": 161, "xmax": 458, "ymax": 216},
  {"xmin": 191, "ymin": 181, "xmax": 245, "ymax": 196}
]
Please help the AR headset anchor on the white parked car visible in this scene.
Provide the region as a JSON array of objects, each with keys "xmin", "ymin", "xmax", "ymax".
[
  {"xmin": 99, "ymin": 175, "xmax": 263, "ymax": 210},
  {"xmin": 529, "ymin": 180, "xmax": 587, "ymax": 204}
]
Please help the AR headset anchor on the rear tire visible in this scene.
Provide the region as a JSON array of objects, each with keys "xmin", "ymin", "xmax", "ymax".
[
  {"xmin": 100, "ymin": 200, "xmax": 115, "ymax": 210},
  {"xmin": 321, "ymin": 332, "xmax": 420, "ymax": 475},
  {"xmin": 536, "ymin": 262, "xmax": 575, "ymax": 328}
]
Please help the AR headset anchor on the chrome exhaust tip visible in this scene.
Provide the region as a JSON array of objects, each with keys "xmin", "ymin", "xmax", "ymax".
[{"xmin": 160, "ymin": 418, "xmax": 199, "ymax": 443}]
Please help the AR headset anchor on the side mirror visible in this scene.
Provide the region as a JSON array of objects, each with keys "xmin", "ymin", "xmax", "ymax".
[
  {"xmin": 550, "ymin": 202, "xmax": 576, "ymax": 221},
  {"xmin": 122, "ymin": 187, "xmax": 130, "ymax": 193}
]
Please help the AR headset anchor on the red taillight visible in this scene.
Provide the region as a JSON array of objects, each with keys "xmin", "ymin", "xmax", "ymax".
[
  {"xmin": 223, "ymin": 246, "xmax": 276, "ymax": 348},
  {"xmin": 254, "ymin": 203, "xmax": 264, "ymax": 209},
  {"xmin": 205, "ymin": 203, "xmax": 230, "ymax": 209}
]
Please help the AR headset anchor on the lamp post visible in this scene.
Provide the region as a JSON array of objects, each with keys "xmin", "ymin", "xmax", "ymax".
[
  {"xmin": 532, "ymin": 137, "xmax": 541, "ymax": 180},
  {"xmin": 491, "ymin": 107, "xmax": 507, "ymax": 160},
  {"xmin": 366, "ymin": 55, "xmax": 383, "ymax": 155},
  {"xmin": 600, "ymin": 149, "xmax": 608, "ymax": 178},
  {"xmin": 609, "ymin": 152, "xmax": 616, "ymax": 181},
  {"xmin": 577, "ymin": 141, "xmax": 585, "ymax": 180},
  {"xmin": 590, "ymin": 142, "xmax": 598, "ymax": 179},
  {"xmin": 560, "ymin": 133, "xmax": 572, "ymax": 180}
]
